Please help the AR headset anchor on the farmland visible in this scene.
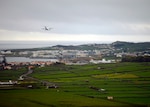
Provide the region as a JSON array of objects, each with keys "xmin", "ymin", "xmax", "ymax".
[{"xmin": 0, "ymin": 62, "xmax": 150, "ymax": 107}]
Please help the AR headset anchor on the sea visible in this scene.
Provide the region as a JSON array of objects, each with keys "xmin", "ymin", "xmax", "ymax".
[
  {"xmin": 0, "ymin": 41, "xmax": 111, "ymax": 50},
  {"xmin": 0, "ymin": 41, "xmax": 71, "ymax": 50}
]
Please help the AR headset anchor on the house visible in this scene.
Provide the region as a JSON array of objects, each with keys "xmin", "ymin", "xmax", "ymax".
[
  {"xmin": 28, "ymin": 66, "xmax": 34, "ymax": 70},
  {"xmin": 0, "ymin": 80, "xmax": 18, "ymax": 85},
  {"xmin": 107, "ymin": 96, "xmax": 113, "ymax": 100},
  {"xmin": 0, "ymin": 50, "xmax": 12, "ymax": 54},
  {"xmin": 4, "ymin": 66, "xmax": 12, "ymax": 70}
]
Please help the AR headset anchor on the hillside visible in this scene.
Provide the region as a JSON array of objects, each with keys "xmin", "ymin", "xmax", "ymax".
[
  {"xmin": 51, "ymin": 43, "xmax": 112, "ymax": 50},
  {"xmin": 0, "ymin": 62, "xmax": 150, "ymax": 107},
  {"xmin": 112, "ymin": 41, "xmax": 150, "ymax": 52},
  {"xmin": 7, "ymin": 41, "xmax": 150, "ymax": 55},
  {"xmin": 45, "ymin": 41, "xmax": 150, "ymax": 53}
]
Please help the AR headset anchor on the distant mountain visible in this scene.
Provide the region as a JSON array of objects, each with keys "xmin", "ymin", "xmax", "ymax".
[
  {"xmin": 10, "ymin": 41, "xmax": 150, "ymax": 53},
  {"xmin": 51, "ymin": 43, "xmax": 112, "ymax": 50},
  {"xmin": 112, "ymin": 41, "xmax": 150, "ymax": 52},
  {"xmin": 51, "ymin": 41, "xmax": 150, "ymax": 52}
]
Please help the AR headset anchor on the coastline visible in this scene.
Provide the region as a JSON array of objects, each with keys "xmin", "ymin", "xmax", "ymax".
[{"xmin": 0, "ymin": 40, "xmax": 112, "ymax": 50}]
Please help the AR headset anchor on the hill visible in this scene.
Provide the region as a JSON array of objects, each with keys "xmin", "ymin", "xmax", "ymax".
[
  {"xmin": 112, "ymin": 41, "xmax": 150, "ymax": 52},
  {"xmin": 49, "ymin": 41, "xmax": 150, "ymax": 53},
  {"xmin": 9, "ymin": 41, "xmax": 150, "ymax": 52}
]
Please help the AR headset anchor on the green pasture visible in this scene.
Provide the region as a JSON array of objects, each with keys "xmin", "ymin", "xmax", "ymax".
[
  {"xmin": 92, "ymin": 73, "xmax": 138, "ymax": 78},
  {"xmin": 0, "ymin": 89, "xmax": 133, "ymax": 107},
  {"xmin": 0, "ymin": 62, "xmax": 150, "ymax": 107},
  {"xmin": 0, "ymin": 68, "xmax": 26, "ymax": 80}
]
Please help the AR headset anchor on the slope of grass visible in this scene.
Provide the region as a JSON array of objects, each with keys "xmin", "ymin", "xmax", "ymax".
[
  {"xmin": 93, "ymin": 73, "xmax": 138, "ymax": 79},
  {"xmin": 0, "ymin": 62, "xmax": 150, "ymax": 107},
  {"xmin": 0, "ymin": 68, "xmax": 27, "ymax": 80},
  {"xmin": 0, "ymin": 89, "xmax": 132, "ymax": 107}
]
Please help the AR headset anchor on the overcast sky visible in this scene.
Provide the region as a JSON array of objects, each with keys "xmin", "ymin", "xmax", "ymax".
[{"xmin": 0, "ymin": 0, "xmax": 150, "ymax": 43}]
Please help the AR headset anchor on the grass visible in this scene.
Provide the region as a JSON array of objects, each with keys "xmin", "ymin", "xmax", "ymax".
[
  {"xmin": 0, "ymin": 68, "xmax": 27, "ymax": 80},
  {"xmin": 93, "ymin": 73, "xmax": 138, "ymax": 78},
  {"xmin": 0, "ymin": 62, "xmax": 150, "ymax": 107},
  {"xmin": 0, "ymin": 89, "xmax": 131, "ymax": 107}
]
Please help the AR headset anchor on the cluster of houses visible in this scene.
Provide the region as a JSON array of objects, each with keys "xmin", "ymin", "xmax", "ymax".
[
  {"xmin": 1, "ymin": 47, "xmax": 149, "ymax": 70},
  {"xmin": 0, "ymin": 61, "xmax": 57, "ymax": 70},
  {"xmin": 0, "ymin": 49, "xmax": 116, "ymax": 70},
  {"xmin": 115, "ymin": 52, "xmax": 150, "ymax": 58},
  {"xmin": 0, "ymin": 80, "xmax": 18, "ymax": 85},
  {"xmin": 1, "ymin": 59, "xmax": 116, "ymax": 70},
  {"xmin": 1, "ymin": 49, "xmax": 102, "ymax": 60}
]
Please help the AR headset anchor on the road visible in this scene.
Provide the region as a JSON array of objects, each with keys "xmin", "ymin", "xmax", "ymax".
[
  {"xmin": 19, "ymin": 68, "xmax": 58, "ymax": 88},
  {"xmin": 19, "ymin": 69, "xmax": 33, "ymax": 80}
]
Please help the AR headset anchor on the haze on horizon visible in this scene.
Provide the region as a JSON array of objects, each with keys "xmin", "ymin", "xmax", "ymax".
[{"xmin": 0, "ymin": 0, "xmax": 150, "ymax": 44}]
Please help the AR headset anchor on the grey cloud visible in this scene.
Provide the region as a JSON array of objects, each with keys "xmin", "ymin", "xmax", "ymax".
[{"xmin": 0, "ymin": 0, "xmax": 150, "ymax": 35}]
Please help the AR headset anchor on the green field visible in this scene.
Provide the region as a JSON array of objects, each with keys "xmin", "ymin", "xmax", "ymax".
[{"xmin": 0, "ymin": 62, "xmax": 150, "ymax": 107}]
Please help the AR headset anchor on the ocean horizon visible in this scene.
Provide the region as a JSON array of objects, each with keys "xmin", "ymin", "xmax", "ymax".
[{"xmin": 0, "ymin": 41, "xmax": 112, "ymax": 50}]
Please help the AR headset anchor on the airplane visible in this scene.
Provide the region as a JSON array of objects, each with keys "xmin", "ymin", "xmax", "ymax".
[{"xmin": 42, "ymin": 26, "xmax": 53, "ymax": 31}]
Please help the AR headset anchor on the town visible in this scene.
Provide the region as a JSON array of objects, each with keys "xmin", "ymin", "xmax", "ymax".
[{"xmin": 0, "ymin": 41, "xmax": 150, "ymax": 70}]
